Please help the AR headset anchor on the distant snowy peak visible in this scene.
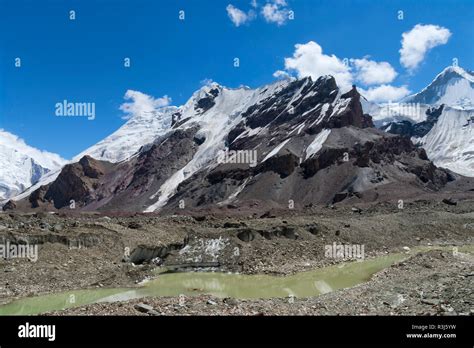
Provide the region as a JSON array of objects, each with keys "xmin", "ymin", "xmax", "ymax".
[
  {"xmin": 365, "ymin": 66, "xmax": 474, "ymax": 126},
  {"xmin": 0, "ymin": 129, "xmax": 66, "ymax": 200},
  {"xmin": 371, "ymin": 66, "xmax": 474, "ymax": 177},
  {"xmin": 381, "ymin": 105, "xmax": 474, "ymax": 177},
  {"xmin": 403, "ymin": 66, "xmax": 474, "ymax": 109},
  {"xmin": 0, "ymin": 130, "xmax": 65, "ymax": 169}
]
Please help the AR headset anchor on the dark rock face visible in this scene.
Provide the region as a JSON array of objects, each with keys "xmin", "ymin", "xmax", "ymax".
[
  {"xmin": 171, "ymin": 111, "xmax": 182, "ymax": 127},
  {"xmin": 2, "ymin": 200, "xmax": 16, "ymax": 211},
  {"xmin": 381, "ymin": 105, "xmax": 444, "ymax": 138},
  {"xmin": 208, "ymin": 88, "xmax": 220, "ymax": 97},
  {"xmin": 125, "ymin": 128, "xmax": 199, "ymax": 193},
  {"xmin": 412, "ymin": 105, "xmax": 445, "ymax": 137},
  {"xmin": 380, "ymin": 120, "xmax": 413, "ymax": 137},
  {"xmin": 94, "ymin": 127, "xmax": 200, "ymax": 212},
  {"xmin": 404, "ymin": 160, "xmax": 451, "ymax": 188},
  {"xmin": 29, "ymin": 185, "xmax": 48, "ymax": 208},
  {"xmin": 42, "ymin": 156, "xmax": 106, "ymax": 209},
  {"xmin": 207, "ymin": 167, "xmax": 251, "ymax": 185},
  {"xmin": 301, "ymin": 147, "xmax": 347, "ymax": 178},
  {"xmin": 227, "ymin": 122, "xmax": 246, "ymax": 146},
  {"xmin": 194, "ymin": 88, "xmax": 220, "ymax": 114},
  {"xmin": 195, "ymin": 96, "xmax": 215, "ymax": 113},
  {"xmin": 157, "ymin": 78, "xmax": 459, "ymax": 212},
  {"xmin": 326, "ymin": 86, "xmax": 374, "ymax": 129},
  {"xmin": 127, "ymin": 242, "xmax": 184, "ymax": 264},
  {"xmin": 22, "ymin": 126, "xmax": 200, "ymax": 212},
  {"xmin": 79, "ymin": 156, "xmax": 103, "ymax": 178},
  {"xmin": 244, "ymin": 77, "xmax": 339, "ymax": 129},
  {"xmin": 352, "ymin": 137, "xmax": 413, "ymax": 164},
  {"xmin": 256, "ymin": 151, "xmax": 300, "ymax": 178}
]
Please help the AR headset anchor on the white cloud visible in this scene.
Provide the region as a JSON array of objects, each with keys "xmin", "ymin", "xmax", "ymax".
[
  {"xmin": 226, "ymin": 4, "xmax": 255, "ymax": 27},
  {"xmin": 277, "ymin": 41, "xmax": 409, "ymax": 99},
  {"xmin": 360, "ymin": 85, "xmax": 411, "ymax": 103},
  {"xmin": 200, "ymin": 78, "xmax": 215, "ymax": 86},
  {"xmin": 250, "ymin": 0, "xmax": 258, "ymax": 8},
  {"xmin": 400, "ymin": 24, "xmax": 451, "ymax": 71},
  {"xmin": 120, "ymin": 90, "xmax": 171, "ymax": 120},
  {"xmin": 282, "ymin": 41, "xmax": 353, "ymax": 90},
  {"xmin": 273, "ymin": 70, "xmax": 291, "ymax": 79},
  {"xmin": 261, "ymin": 0, "xmax": 290, "ymax": 26},
  {"xmin": 351, "ymin": 58, "xmax": 397, "ymax": 85}
]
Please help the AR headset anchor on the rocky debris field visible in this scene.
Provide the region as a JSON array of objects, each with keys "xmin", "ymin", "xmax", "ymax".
[{"xmin": 0, "ymin": 198, "xmax": 473, "ymax": 315}]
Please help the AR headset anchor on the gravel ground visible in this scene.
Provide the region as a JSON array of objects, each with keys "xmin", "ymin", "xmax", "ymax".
[{"xmin": 0, "ymin": 199, "xmax": 473, "ymax": 315}]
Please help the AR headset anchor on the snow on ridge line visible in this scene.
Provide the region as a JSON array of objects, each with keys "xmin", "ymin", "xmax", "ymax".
[
  {"xmin": 402, "ymin": 66, "xmax": 474, "ymax": 109},
  {"xmin": 0, "ymin": 129, "xmax": 66, "ymax": 169},
  {"xmin": 144, "ymin": 82, "xmax": 290, "ymax": 212},
  {"xmin": 407, "ymin": 66, "xmax": 474, "ymax": 99},
  {"xmin": 436, "ymin": 66, "xmax": 474, "ymax": 84},
  {"xmin": 73, "ymin": 106, "xmax": 177, "ymax": 164}
]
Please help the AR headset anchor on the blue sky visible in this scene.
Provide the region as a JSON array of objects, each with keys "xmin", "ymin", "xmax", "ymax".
[{"xmin": 1, "ymin": 0, "xmax": 473, "ymax": 159}]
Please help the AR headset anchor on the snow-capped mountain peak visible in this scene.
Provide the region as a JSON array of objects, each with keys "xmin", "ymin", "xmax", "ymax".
[
  {"xmin": 437, "ymin": 65, "xmax": 474, "ymax": 83},
  {"xmin": 403, "ymin": 65, "xmax": 474, "ymax": 109},
  {"xmin": 375, "ymin": 65, "xmax": 474, "ymax": 177}
]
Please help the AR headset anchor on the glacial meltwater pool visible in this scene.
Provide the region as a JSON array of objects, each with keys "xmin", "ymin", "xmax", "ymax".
[{"xmin": 0, "ymin": 245, "xmax": 471, "ymax": 315}]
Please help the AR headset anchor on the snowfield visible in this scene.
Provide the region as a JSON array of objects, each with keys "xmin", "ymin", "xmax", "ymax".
[
  {"xmin": 414, "ymin": 107, "xmax": 474, "ymax": 177},
  {"xmin": 0, "ymin": 130, "xmax": 66, "ymax": 201}
]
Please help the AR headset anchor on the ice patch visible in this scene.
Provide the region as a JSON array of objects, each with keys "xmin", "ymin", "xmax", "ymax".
[
  {"xmin": 305, "ymin": 129, "xmax": 331, "ymax": 159},
  {"xmin": 179, "ymin": 237, "xmax": 229, "ymax": 263},
  {"xmin": 262, "ymin": 138, "xmax": 291, "ymax": 162}
]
